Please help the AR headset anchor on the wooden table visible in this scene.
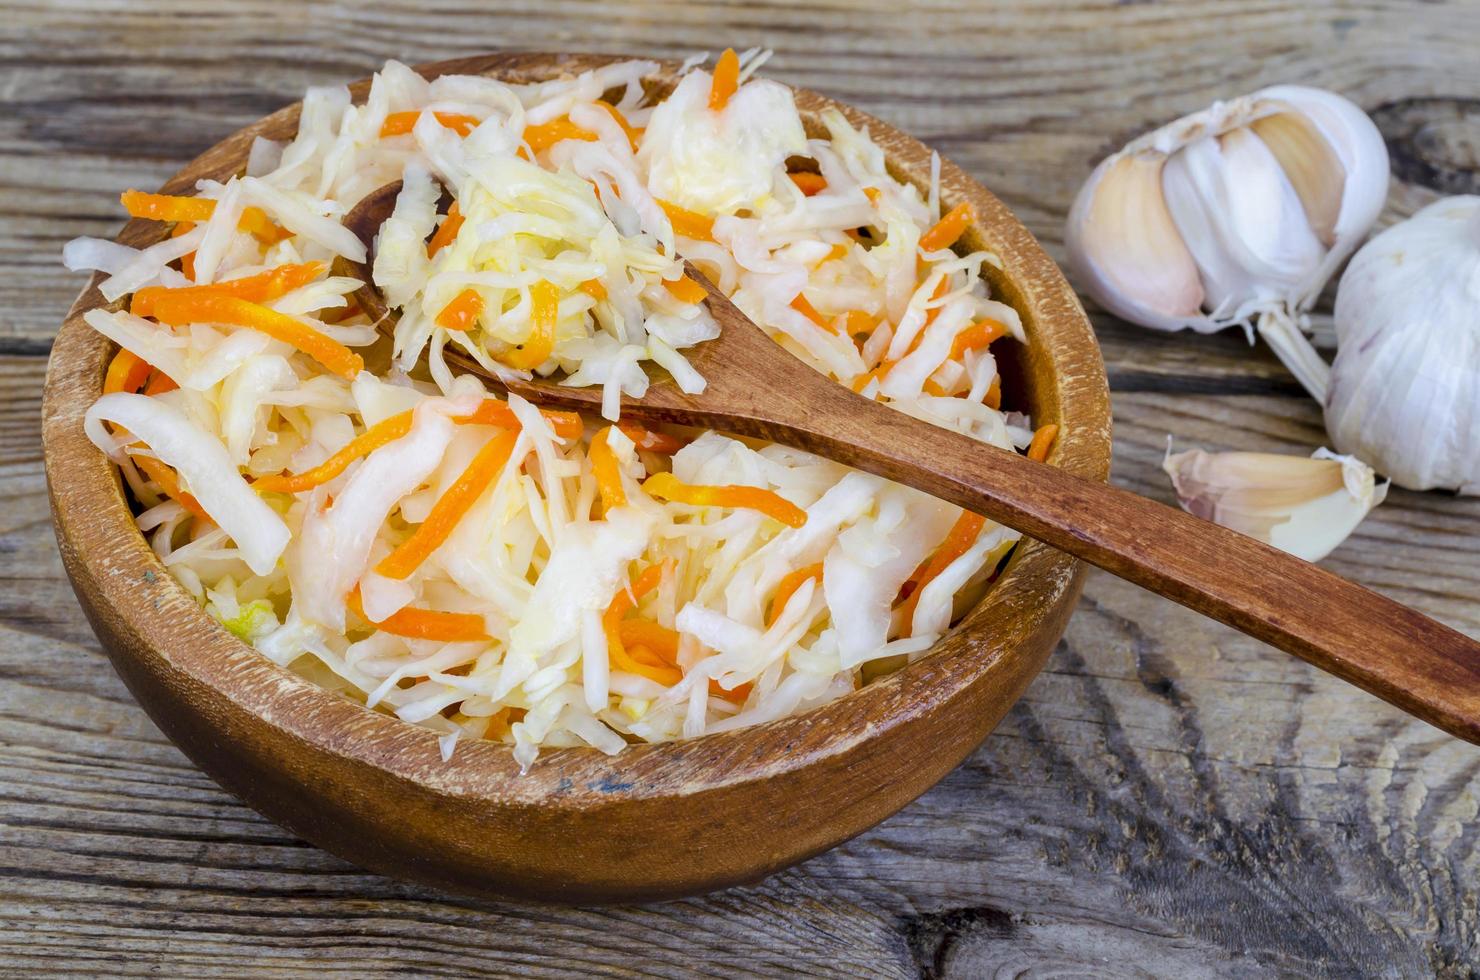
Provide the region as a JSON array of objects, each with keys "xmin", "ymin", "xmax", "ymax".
[{"xmin": 4, "ymin": 1, "xmax": 1478, "ymax": 974}]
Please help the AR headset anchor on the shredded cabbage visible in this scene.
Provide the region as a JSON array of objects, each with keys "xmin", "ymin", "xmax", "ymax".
[{"xmin": 69, "ymin": 52, "xmax": 1037, "ymax": 769}]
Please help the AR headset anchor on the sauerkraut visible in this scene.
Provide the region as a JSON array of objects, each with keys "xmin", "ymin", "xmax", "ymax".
[{"xmin": 68, "ymin": 51, "xmax": 1053, "ymax": 769}]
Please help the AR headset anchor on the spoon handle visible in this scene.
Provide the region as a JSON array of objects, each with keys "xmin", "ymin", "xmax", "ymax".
[{"xmin": 759, "ymin": 384, "xmax": 1480, "ymax": 743}]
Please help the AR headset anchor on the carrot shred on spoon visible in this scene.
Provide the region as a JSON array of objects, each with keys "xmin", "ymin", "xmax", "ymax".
[
  {"xmin": 590, "ymin": 426, "xmax": 628, "ymax": 514},
  {"xmin": 642, "ymin": 472, "xmax": 807, "ymax": 528},
  {"xmin": 425, "ymin": 203, "xmax": 464, "ymax": 257}
]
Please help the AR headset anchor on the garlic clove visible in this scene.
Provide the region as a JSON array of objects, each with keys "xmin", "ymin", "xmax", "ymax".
[
  {"xmin": 1163, "ymin": 445, "xmax": 1387, "ymax": 562},
  {"xmin": 1248, "ymin": 111, "xmax": 1346, "ymax": 246},
  {"xmin": 1327, "ymin": 195, "xmax": 1480, "ymax": 493},
  {"xmin": 1064, "ymin": 152, "xmax": 1206, "ymax": 332}
]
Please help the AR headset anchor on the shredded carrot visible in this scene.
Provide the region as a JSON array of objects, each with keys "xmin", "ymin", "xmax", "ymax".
[
  {"xmin": 605, "ymin": 561, "xmax": 682, "ymax": 686},
  {"xmin": 710, "ymin": 679, "xmax": 753, "ymax": 704},
  {"xmin": 436, "ymin": 288, "xmax": 484, "ymax": 332},
  {"xmin": 949, "ymin": 318, "xmax": 1007, "ymax": 360},
  {"xmin": 143, "ymin": 370, "xmax": 179, "ymax": 395},
  {"xmin": 375, "ymin": 429, "xmax": 520, "ymax": 579},
  {"xmin": 820, "ymin": 242, "xmax": 849, "ymax": 265},
  {"xmin": 595, "ymin": 100, "xmax": 643, "ymax": 152},
  {"xmin": 425, "ymin": 202, "xmax": 463, "ymax": 257},
  {"xmin": 253, "ymin": 411, "xmax": 414, "ymax": 493},
  {"xmin": 790, "ymin": 293, "xmax": 837, "ymax": 334},
  {"xmin": 863, "ymin": 186, "xmax": 882, "ymax": 206},
  {"xmin": 843, "ymin": 310, "xmax": 879, "ymax": 337},
  {"xmin": 1027, "ymin": 423, "xmax": 1059, "ymax": 462},
  {"xmin": 709, "ymin": 48, "xmax": 740, "ymax": 111},
  {"xmin": 121, "ymin": 190, "xmax": 288, "ymax": 245},
  {"xmin": 618, "ymin": 421, "xmax": 687, "ymax": 454},
  {"xmin": 498, "ymin": 280, "xmax": 559, "ymax": 370},
  {"xmin": 579, "ymin": 278, "xmax": 607, "ymax": 301},
  {"xmin": 769, "ymin": 563, "xmax": 823, "ymax": 627},
  {"xmin": 984, "ymin": 376, "xmax": 1002, "ymax": 410},
  {"xmin": 104, "ymin": 350, "xmax": 152, "ymax": 395},
  {"xmin": 619, "ymin": 620, "xmax": 681, "ymax": 664},
  {"xmin": 254, "ymin": 398, "xmax": 577, "ymax": 495},
  {"xmin": 851, "ymin": 365, "xmax": 889, "ymax": 394},
  {"xmin": 131, "ymin": 452, "xmax": 210, "ymax": 522},
  {"xmin": 663, "ymin": 274, "xmax": 708, "ymax": 305},
  {"xmin": 348, "ymin": 588, "xmax": 490, "ymax": 642},
  {"xmin": 459, "ymin": 397, "xmax": 584, "ymax": 439},
  {"xmin": 656, "ymin": 199, "xmax": 716, "ymax": 242},
  {"xmin": 590, "ymin": 426, "xmax": 627, "ymax": 514},
  {"xmin": 789, "ymin": 171, "xmax": 828, "ymax": 196},
  {"xmin": 130, "ymin": 262, "xmax": 324, "ymax": 317},
  {"xmin": 919, "ymin": 202, "xmax": 974, "ymax": 253},
  {"xmin": 898, "ymin": 511, "xmax": 986, "ymax": 628},
  {"xmin": 172, "ymin": 221, "xmax": 197, "ymax": 280},
  {"xmin": 523, "ymin": 116, "xmax": 600, "ymax": 154},
  {"xmin": 379, "ymin": 110, "xmax": 481, "ymax": 138},
  {"xmin": 147, "ymin": 292, "xmax": 362, "ymax": 381},
  {"xmin": 642, "ymin": 471, "xmax": 807, "ymax": 528}
]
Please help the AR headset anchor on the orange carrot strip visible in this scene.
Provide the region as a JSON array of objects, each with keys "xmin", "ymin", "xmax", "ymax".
[
  {"xmin": 499, "ymin": 280, "xmax": 558, "ymax": 370},
  {"xmin": 709, "ymin": 48, "xmax": 740, "ymax": 111},
  {"xmin": 790, "ymin": 293, "xmax": 837, "ymax": 334},
  {"xmin": 121, "ymin": 191, "xmax": 288, "ymax": 245},
  {"xmin": 131, "ymin": 452, "xmax": 210, "ymax": 522},
  {"xmin": 656, "ymin": 199, "xmax": 716, "ymax": 242},
  {"xmin": 172, "ymin": 221, "xmax": 197, "ymax": 280},
  {"xmin": 425, "ymin": 202, "xmax": 464, "ymax": 257},
  {"xmin": 710, "ymin": 679, "xmax": 753, "ymax": 704},
  {"xmin": 436, "ymin": 288, "xmax": 484, "ymax": 332},
  {"xmin": 148, "ymin": 293, "xmax": 362, "ymax": 380},
  {"xmin": 769, "ymin": 563, "xmax": 823, "ymax": 627},
  {"xmin": 789, "ymin": 172, "xmax": 827, "ymax": 196},
  {"xmin": 862, "ymin": 186, "xmax": 882, "ymax": 206},
  {"xmin": 843, "ymin": 310, "xmax": 879, "ymax": 337},
  {"xmin": 253, "ymin": 412, "xmax": 413, "ymax": 494},
  {"xmin": 619, "ymin": 620, "xmax": 681, "ymax": 664},
  {"xmin": 984, "ymin": 376, "xmax": 1002, "ymax": 410},
  {"xmin": 618, "ymin": 421, "xmax": 686, "ymax": 454},
  {"xmin": 523, "ymin": 116, "xmax": 599, "ymax": 153},
  {"xmin": 642, "ymin": 472, "xmax": 806, "ymax": 528},
  {"xmin": 379, "ymin": 110, "xmax": 481, "ymax": 138},
  {"xmin": 919, "ymin": 202, "xmax": 974, "ymax": 253},
  {"xmin": 348, "ymin": 588, "xmax": 490, "ymax": 642},
  {"xmin": 104, "ymin": 350, "xmax": 152, "ymax": 395},
  {"xmin": 898, "ymin": 511, "xmax": 985, "ymax": 628},
  {"xmin": 949, "ymin": 318, "xmax": 1007, "ymax": 360},
  {"xmin": 143, "ymin": 370, "xmax": 179, "ymax": 395},
  {"xmin": 1027, "ymin": 423, "xmax": 1059, "ymax": 463},
  {"xmin": 663, "ymin": 274, "xmax": 707, "ymax": 305},
  {"xmin": 130, "ymin": 261, "xmax": 324, "ymax": 317},
  {"xmin": 579, "ymin": 278, "xmax": 607, "ymax": 300},
  {"xmin": 460, "ymin": 398, "xmax": 583, "ymax": 439},
  {"xmin": 605, "ymin": 561, "xmax": 682, "ymax": 686},
  {"xmin": 590, "ymin": 426, "xmax": 627, "ymax": 514},
  {"xmin": 376, "ymin": 429, "xmax": 520, "ymax": 579},
  {"xmin": 595, "ymin": 100, "xmax": 643, "ymax": 152}
]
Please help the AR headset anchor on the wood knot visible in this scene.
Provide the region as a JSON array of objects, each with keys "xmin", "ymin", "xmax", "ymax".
[
  {"xmin": 900, "ymin": 905, "xmax": 1016, "ymax": 978},
  {"xmin": 1370, "ymin": 97, "xmax": 1480, "ymax": 195}
]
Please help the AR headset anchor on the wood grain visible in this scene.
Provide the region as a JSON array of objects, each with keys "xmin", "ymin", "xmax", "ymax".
[{"xmin": 4, "ymin": 0, "xmax": 1480, "ymax": 974}]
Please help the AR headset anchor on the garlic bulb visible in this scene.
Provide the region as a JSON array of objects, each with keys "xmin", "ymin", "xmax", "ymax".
[
  {"xmin": 1163, "ymin": 445, "xmax": 1387, "ymax": 562},
  {"xmin": 1326, "ymin": 196, "xmax": 1480, "ymax": 493},
  {"xmin": 1067, "ymin": 86, "xmax": 1390, "ymax": 402}
]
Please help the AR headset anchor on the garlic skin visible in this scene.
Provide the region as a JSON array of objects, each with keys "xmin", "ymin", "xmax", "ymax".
[
  {"xmin": 1327, "ymin": 196, "xmax": 1480, "ymax": 493},
  {"xmin": 1067, "ymin": 86, "xmax": 1389, "ymax": 403},
  {"xmin": 1163, "ymin": 445, "xmax": 1387, "ymax": 562}
]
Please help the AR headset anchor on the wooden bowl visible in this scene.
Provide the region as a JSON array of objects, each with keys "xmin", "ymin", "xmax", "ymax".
[{"xmin": 42, "ymin": 53, "xmax": 1111, "ymax": 903}]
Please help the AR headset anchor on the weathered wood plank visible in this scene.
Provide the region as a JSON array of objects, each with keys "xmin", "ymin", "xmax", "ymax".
[{"xmin": 4, "ymin": 0, "xmax": 1480, "ymax": 974}]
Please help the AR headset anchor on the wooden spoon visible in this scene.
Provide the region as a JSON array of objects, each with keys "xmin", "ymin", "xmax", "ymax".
[{"xmin": 341, "ymin": 183, "xmax": 1480, "ymax": 744}]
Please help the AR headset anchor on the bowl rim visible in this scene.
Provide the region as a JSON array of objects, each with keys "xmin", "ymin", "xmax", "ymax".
[{"xmin": 43, "ymin": 51, "xmax": 1112, "ymax": 812}]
